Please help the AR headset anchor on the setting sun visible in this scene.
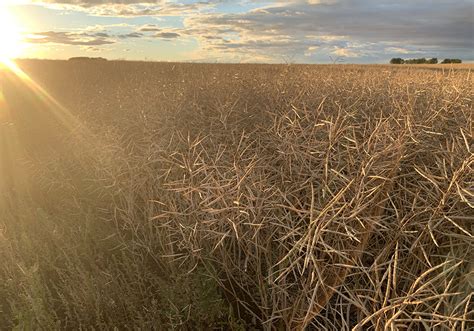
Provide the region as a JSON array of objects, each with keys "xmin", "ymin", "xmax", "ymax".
[{"xmin": 0, "ymin": 6, "xmax": 25, "ymax": 61}]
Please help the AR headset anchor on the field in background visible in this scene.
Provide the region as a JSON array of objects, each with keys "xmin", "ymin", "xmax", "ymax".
[{"xmin": 1, "ymin": 61, "xmax": 472, "ymax": 330}]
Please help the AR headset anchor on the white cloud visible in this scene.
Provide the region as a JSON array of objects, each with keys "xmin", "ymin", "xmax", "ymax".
[
  {"xmin": 333, "ymin": 47, "xmax": 359, "ymax": 58},
  {"xmin": 304, "ymin": 45, "xmax": 318, "ymax": 56},
  {"xmin": 384, "ymin": 47, "xmax": 422, "ymax": 55}
]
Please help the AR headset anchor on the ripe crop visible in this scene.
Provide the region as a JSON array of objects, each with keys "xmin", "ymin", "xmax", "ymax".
[{"xmin": 1, "ymin": 60, "xmax": 472, "ymax": 329}]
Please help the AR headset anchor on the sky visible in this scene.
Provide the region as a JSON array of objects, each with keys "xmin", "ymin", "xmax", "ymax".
[{"xmin": 2, "ymin": 0, "xmax": 474, "ymax": 63}]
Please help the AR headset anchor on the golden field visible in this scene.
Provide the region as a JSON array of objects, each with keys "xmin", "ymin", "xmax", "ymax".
[{"xmin": 0, "ymin": 60, "xmax": 472, "ymax": 330}]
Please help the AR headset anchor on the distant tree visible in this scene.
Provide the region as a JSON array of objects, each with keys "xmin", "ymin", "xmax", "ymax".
[
  {"xmin": 390, "ymin": 58, "xmax": 404, "ymax": 64},
  {"xmin": 441, "ymin": 58, "xmax": 462, "ymax": 64},
  {"xmin": 390, "ymin": 57, "xmax": 461, "ymax": 65},
  {"xmin": 404, "ymin": 58, "xmax": 428, "ymax": 64}
]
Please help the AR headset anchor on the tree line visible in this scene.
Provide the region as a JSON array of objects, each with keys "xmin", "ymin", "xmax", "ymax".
[
  {"xmin": 390, "ymin": 58, "xmax": 462, "ymax": 64},
  {"xmin": 69, "ymin": 57, "xmax": 108, "ymax": 61}
]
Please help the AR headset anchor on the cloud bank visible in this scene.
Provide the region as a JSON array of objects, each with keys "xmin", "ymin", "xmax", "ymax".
[{"xmin": 21, "ymin": 0, "xmax": 474, "ymax": 62}]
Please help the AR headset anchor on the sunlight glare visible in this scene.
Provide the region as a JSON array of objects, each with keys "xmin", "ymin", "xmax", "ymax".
[
  {"xmin": 0, "ymin": 6, "xmax": 25, "ymax": 61},
  {"xmin": 0, "ymin": 58, "xmax": 84, "ymax": 133}
]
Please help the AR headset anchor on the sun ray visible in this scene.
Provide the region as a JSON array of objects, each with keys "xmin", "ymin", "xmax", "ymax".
[
  {"xmin": 1, "ymin": 58, "xmax": 85, "ymax": 132},
  {"xmin": 1, "ymin": 58, "xmax": 90, "ymax": 210}
]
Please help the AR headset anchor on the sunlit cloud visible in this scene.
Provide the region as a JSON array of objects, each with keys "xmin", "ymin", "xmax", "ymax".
[
  {"xmin": 9, "ymin": 0, "xmax": 474, "ymax": 62},
  {"xmin": 26, "ymin": 31, "xmax": 116, "ymax": 46},
  {"xmin": 27, "ymin": 1, "xmax": 217, "ymax": 17},
  {"xmin": 384, "ymin": 47, "xmax": 423, "ymax": 55},
  {"xmin": 333, "ymin": 47, "xmax": 359, "ymax": 58}
]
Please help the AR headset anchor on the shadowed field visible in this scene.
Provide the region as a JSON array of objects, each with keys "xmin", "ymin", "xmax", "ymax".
[{"xmin": 0, "ymin": 60, "xmax": 472, "ymax": 330}]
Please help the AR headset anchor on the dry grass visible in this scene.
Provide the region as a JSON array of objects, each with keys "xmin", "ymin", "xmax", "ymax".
[{"xmin": 0, "ymin": 60, "xmax": 473, "ymax": 330}]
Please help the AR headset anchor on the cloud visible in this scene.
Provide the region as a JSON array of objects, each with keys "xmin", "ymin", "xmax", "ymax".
[
  {"xmin": 26, "ymin": 28, "xmax": 152, "ymax": 47},
  {"xmin": 384, "ymin": 47, "xmax": 422, "ymax": 55},
  {"xmin": 32, "ymin": 1, "xmax": 217, "ymax": 16},
  {"xmin": 26, "ymin": 31, "xmax": 115, "ymax": 46},
  {"xmin": 25, "ymin": 24, "xmax": 184, "ymax": 49},
  {"xmin": 304, "ymin": 45, "xmax": 318, "ymax": 57},
  {"xmin": 118, "ymin": 32, "xmax": 143, "ymax": 38},
  {"xmin": 154, "ymin": 31, "xmax": 180, "ymax": 39},
  {"xmin": 85, "ymin": 46, "xmax": 101, "ymax": 51},
  {"xmin": 176, "ymin": 0, "xmax": 474, "ymax": 62},
  {"xmin": 139, "ymin": 24, "xmax": 161, "ymax": 32},
  {"xmin": 333, "ymin": 47, "xmax": 359, "ymax": 58},
  {"xmin": 23, "ymin": 0, "xmax": 474, "ymax": 62},
  {"xmin": 33, "ymin": 0, "xmax": 164, "ymax": 4},
  {"xmin": 93, "ymin": 32, "xmax": 110, "ymax": 37}
]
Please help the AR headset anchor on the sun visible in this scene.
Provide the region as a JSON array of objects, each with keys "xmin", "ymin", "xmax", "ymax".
[{"xmin": 0, "ymin": 6, "xmax": 25, "ymax": 61}]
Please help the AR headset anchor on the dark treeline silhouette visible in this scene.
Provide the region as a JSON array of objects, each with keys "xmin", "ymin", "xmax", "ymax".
[
  {"xmin": 390, "ymin": 57, "xmax": 462, "ymax": 64},
  {"xmin": 69, "ymin": 57, "xmax": 107, "ymax": 61},
  {"xmin": 441, "ymin": 58, "xmax": 462, "ymax": 64},
  {"xmin": 404, "ymin": 58, "xmax": 438, "ymax": 64},
  {"xmin": 390, "ymin": 58, "xmax": 405, "ymax": 64}
]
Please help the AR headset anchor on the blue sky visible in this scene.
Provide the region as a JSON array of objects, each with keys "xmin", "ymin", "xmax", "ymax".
[{"xmin": 5, "ymin": 0, "xmax": 474, "ymax": 63}]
